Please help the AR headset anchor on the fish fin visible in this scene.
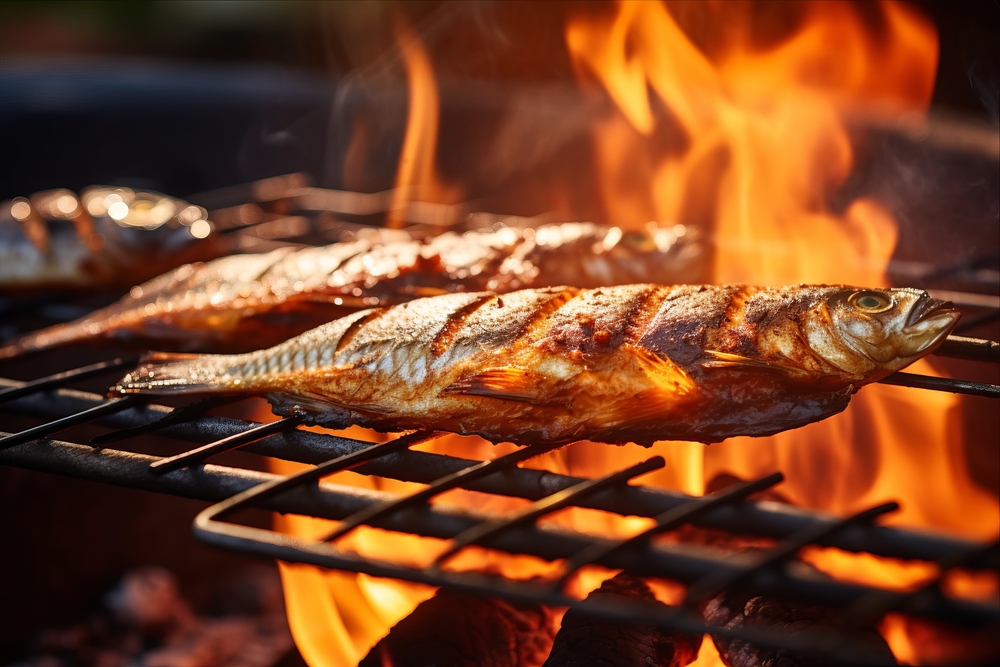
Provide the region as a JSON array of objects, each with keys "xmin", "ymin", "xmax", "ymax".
[
  {"xmin": 701, "ymin": 350, "xmax": 804, "ymax": 376},
  {"xmin": 445, "ymin": 367, "xmax": 540, "ymax": 403},
  {"xmin": 630, "ymin": 346, "xmax": 695, "ymax": 397},
  {"xmin": 110, "ymin": 351, "xmax": 239, "ymax": 396}
]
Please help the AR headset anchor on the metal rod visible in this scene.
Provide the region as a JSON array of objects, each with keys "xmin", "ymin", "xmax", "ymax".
[
  {"xmin": 553, "ymin": 472, "xmax": 784, "ymax": 590},
  {"xmin": 433, "ymin": 456, "xmax": 666, "ymax": 568},
  {"xmin": 0, "ymin": 357, "xmax": 136, "ymax": 404},
  {"xmin": 0, "ymin": 381, "xmax": 983, "ymax": 562},
  {"xmin": 845, "ymin": 542, "xmax": 1000, "ymax": 627},
  {"xmin": 0, "ymin": 396, "xmax": 141, "ymax": 451},
  {"xmin": 321, "ymin": 441, "xmax": 561, "ymax": 542},
  {"xmin": 955, "ymin": 309, "xmax": 1000, "ymax": 333},
  {"xmin": 89, "ymin": 395, "xmax": 246, "ymax": 446},
  {"xmin": 878, "ymin": 371, "xmax": 1000, "ymax": 398},
  {"xmin": 928, "ymin": 291, "xmax": 1000, "ymax": 310},
  {"xmin": 207, "ymin": 430, "xmax": 440, "ymax": 521},
  {"xmin": 149, "ymin": 415, "xmax": 304, "ymax": 475},
  {"xmin": 684, "ymin": 502, "xmax": 900, "ymax": 605},
  {"xmin": 934, "ymin": 335, "xmax": 1000, "ymax": 363}
]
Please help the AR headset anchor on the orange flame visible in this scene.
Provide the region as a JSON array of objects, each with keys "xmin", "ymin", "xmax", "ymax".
[
  {"xmin": 276, "ymin": 3, "xmax": 996, "ymax": 666},
  {"xmin": 567, "ymin": 1, "xmax": 997, "ymax": 663},
  {"xmin": 387, "ymin": 17, "xmax": 461, "ymax": 228}
]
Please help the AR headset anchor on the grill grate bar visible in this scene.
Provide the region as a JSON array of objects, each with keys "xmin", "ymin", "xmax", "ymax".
[
  {"xmin": 552, "ymin": 472, "xmax": 785, "ymax": 590},
  {"xmin": 322, "ymin": 440, "xmax": 563, "ymax": 542},
  {"xmin": 149, "ymin": 414, "xmax": 304, "ymax": 475},
  {"xmin": 0, "ymin": 357, "xmax": 136, "ymax": 404},
  {"xmin": 877, "ymin": 372, "xmax": 1000, "ymax": 398},
  {"xmin": 0, "ymin": 377, "xmax": 984, "ymax": 562},
  {"xmin": 0, "ymin": 395, "xmax": 142, "ymax": 451},
  {"xmin": 683, "ymin": 502, "xmax": 900, "ymax": 606},
  {"xmin": 845, "ymin": 542, "xmax": 1000, "ymax": 628},
  {"xmin": 935, "ymin": 335, "xmax": 1000, "ymax": 363},
  {"xmin": 208, "ymin": 430, "xmax": 440, "ymax": 522},
  {"xmin": 432, "ymin": 456, "xmax": 666, "ymax": 569},
  {"xmin": 89, "ymin": 395, "xmax": 247, "ymax": 446}
]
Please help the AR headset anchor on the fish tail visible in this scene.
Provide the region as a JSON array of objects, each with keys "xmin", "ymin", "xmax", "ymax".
[{"xmin": 110, "ymin": 351, "xmax": 248, "ymax": 396}]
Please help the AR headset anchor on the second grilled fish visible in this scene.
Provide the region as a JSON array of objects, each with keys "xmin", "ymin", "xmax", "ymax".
[
  {"xmin": 111, "ymin": 284, "xmax": 958, "ymax": 445},
  {"xmin": 1, "ymin": 223, "xmax": 702, "ymax": 359}
]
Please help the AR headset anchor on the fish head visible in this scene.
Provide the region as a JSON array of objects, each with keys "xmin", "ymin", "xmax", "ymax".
[{"xmin": 807, "ymin": 287, "xmax": 959, "ymax": 380}]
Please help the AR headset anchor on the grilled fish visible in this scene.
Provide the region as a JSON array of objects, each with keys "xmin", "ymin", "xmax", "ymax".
[
  {"xmin": 0, "ymin": 186, "xmax": 220, "ymax": 294},
  {"xmin": 111, "ymin": 284, "xmax": 958, "ymax": 445},
  {"xmin": 1, "ymin": 223, "xmax": 702, "ymax": 359}
]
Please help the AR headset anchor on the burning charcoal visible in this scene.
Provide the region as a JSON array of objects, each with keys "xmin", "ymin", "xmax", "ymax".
[
  {"xmin": 542, "ymin": 573, "xmax": 701, "ymax": 667},
  {"xmin": 104, "ymin": 566, "xmax": 196, "ymax": 638},
  {"xmin": 23, "ymin": 566, "xmax": 293, "ymax": 667},
  {"xmin": 702, "ymin": 588, "xmax": 897, "ymax": 667},
  {"xmin": 359, "ymin": 590, "xmax": 557, "ymax": 667}
]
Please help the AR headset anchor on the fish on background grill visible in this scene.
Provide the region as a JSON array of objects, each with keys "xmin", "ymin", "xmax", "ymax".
[
  {"xmin": 110, "ymin": 283, "xmax": 958, "ymax": 445},
  {"xmin": 0, "ymin": 222, "xmax": 703, "ymax": 359},
  {"xmin": 0, "ymin": 186, "xmax": 221, "ymax": 295}
]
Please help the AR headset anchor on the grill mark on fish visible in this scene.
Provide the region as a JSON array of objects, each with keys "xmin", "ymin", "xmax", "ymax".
[
  {"xmin": 639, "ymin": 285, "xmax": 742, "ymax": 365},
  {"xmin": 430, "ymin": 293, "xmax": 498, "ymax": 356},
  {"xmin": 623, "ymin": 285, "xmax": 673, "ymax": 344},
  {"xmin": 445, "ymin": 287, "xmax": 574, "ymax": 354},
  {"xmin": 334, "ymin": 308, "xmax": 386, "ymax": 355},
  {"xmin": 710, "ymin": 285, "xmax": 760, "ymax": 355},
  {"xmin": 540, "ymin": 284, "xmax": 656, "ymax": 354},
  {"xmin": 517, "ymin": 287, "xmax": 580, "ymax": 343}
]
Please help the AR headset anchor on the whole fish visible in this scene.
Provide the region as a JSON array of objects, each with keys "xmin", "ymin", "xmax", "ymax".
[
  {"xmin": 0, "ymin": 186, "xmax": 220, "ymax": 294},
  {"xmin": 1, "ymin": 223, "xmax": 703, "ymax": 359},
  {"xmin": 111, "ymin": 284, "xmax": 958, "ymax": 445}
]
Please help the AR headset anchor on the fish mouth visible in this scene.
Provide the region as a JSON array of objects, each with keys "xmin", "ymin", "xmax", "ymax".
[
  {"xmin": 902, "ymin": 295, "xmax": 960, "ymax": 356},
  {"xmin": 906, "ymin": 295, "xmax": 957, "ymax": 328}
]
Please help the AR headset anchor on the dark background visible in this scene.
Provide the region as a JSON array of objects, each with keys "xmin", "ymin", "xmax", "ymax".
[{"xmin": 0, "ymin": 1, "xmax": 996, "ymax": 201}]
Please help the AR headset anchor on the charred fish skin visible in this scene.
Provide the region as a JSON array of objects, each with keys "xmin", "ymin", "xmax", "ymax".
[
  {"xmin": 1, "ymin": 223, "xmax": 703, "ymax": 360},
  {"xmin": 111, "ymin": 284, "xmax": 958, "ymax": 446}
]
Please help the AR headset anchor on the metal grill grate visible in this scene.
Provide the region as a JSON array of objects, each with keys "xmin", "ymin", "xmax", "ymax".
[
  {"xmin": 1, "ymin": 344, "xmax": 997, "ymax": 666},
  {"xmin": 2, "ymin": 177, "xmax": 999, "ymax": 665}
]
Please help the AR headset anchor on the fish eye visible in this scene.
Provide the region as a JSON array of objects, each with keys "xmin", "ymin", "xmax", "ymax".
[
  {"xmin": 848, "ymin": 291, "xmax": 894, "ymax": 313},
  {"xmin": 622, "ymin": 232, "xmax": 656, "ymax": 251}
]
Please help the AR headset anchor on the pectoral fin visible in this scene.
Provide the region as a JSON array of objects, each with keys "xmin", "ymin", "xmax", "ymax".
[
  {"xmin": 445, "ymin": 367, "xmax": 540, "ymax": 403},
  {"xmin": 701, "ymin": 350, "xmax": 805, "ymax": 377},
  {"xmin": 630, "ymin": 346, "xmax": 694, "ymax": 396}
]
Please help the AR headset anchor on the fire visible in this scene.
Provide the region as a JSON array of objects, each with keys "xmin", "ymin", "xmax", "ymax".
[
  {"xmin": 386, "ymin": 17, "xmax": 461, "ymax": 228},
  {"xmin": 273, "ymin": 3, "xmax": 996, "ymax": 666}
]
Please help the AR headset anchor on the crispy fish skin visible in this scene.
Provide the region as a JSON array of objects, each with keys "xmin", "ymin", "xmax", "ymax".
[
  {"xmin": 110, "ymin": 284, "xmax": 958, "ymax": 445},
  {"xmin": 0, "ymin": 223, "xmax": 702, "ymax": 359}
]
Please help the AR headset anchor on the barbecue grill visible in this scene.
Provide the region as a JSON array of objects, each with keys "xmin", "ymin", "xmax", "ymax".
[
  {"xmin": 2, "ymin": 3, "xmax": 999, "ymax": 663},
  {"xmin": 2, "ymin": 177, "xmax": 998, "ymax": 666}
]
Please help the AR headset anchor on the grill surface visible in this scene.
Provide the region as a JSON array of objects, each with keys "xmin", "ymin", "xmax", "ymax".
[{"xmin": 1, "ymin": 178, "xmax": 998, "ymax": 666}]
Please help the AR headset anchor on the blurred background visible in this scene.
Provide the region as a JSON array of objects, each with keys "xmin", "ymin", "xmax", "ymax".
[{"xmin": 0, "ymin": 1, "xmax": 996, "ymax": 203}]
